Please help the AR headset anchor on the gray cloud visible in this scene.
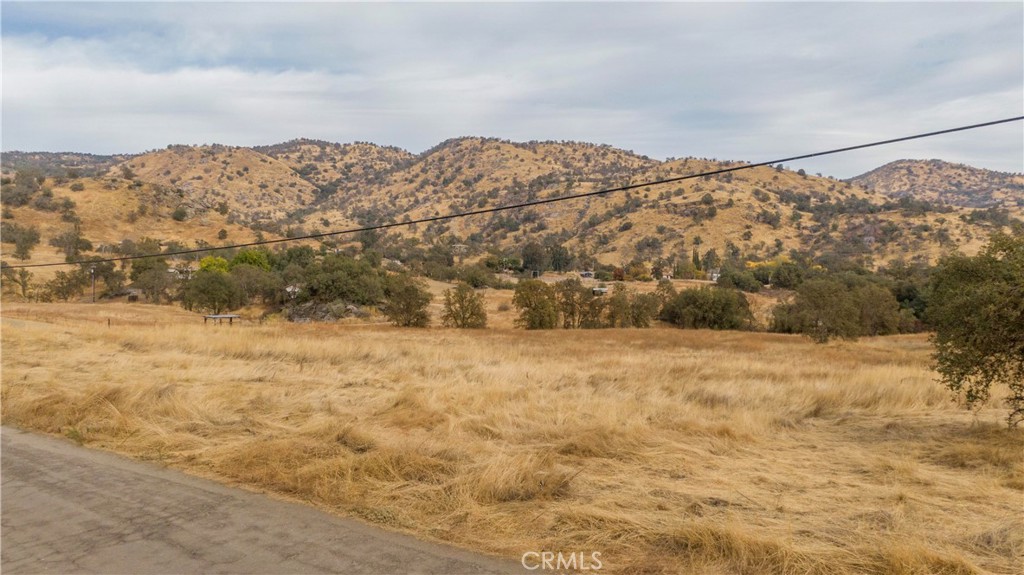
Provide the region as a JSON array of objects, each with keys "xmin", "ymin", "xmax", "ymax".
[{"xmin": 2, "ymin": 2, "xmax": 1021, "ymax": 177}]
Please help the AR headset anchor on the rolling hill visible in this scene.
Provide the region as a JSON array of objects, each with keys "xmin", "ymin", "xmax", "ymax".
[
  {"xmin": 852, "ymin": 159, "xmax": 1024, "ymax": 212},
  {"xmin": 2, "ymin": 139, "xmax": 1021, "ymax": 275}
]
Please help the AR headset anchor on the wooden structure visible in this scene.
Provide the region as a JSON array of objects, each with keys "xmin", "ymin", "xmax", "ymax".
[{"xmin": 204, "ymin": 314, "xmax": 241, "ymax": 325}]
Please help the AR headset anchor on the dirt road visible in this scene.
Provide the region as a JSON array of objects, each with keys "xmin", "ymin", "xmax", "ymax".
[{"xmin": 1, "ymin": 427, "xmax": 527, "ymax": 574}]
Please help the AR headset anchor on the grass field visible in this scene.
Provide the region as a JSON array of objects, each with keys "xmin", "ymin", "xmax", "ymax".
[{"xmin": 2, "ymin": 302, "xmax": 1021, "ymax": 574}]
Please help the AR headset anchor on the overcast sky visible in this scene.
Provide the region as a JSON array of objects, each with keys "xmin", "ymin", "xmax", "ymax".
[{"xmin": 2, "ymin": 2, "xmax": 1022, "ymax": 178}]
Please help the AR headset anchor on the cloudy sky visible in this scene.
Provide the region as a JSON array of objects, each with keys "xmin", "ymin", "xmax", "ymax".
[{"xmin": 2, "ymin": 2, "xmax": 1022, "ymax": 178}]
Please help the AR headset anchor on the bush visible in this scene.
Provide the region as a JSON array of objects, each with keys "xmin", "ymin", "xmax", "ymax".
[
  {"xmin": 442, "ymin": 283, "xmax": 487, "ymax": 328},
  {"xmin": 181, "ymin": 270, "xmax": 243, "ymax": 314},
  {"xmin": 302, "ymin": 254, "xmax": 385, "ymax": 306},
  {"xmin": 716, "ymin": 268, "xmax": 762, "ymax": 293},
  {"xmin": 382, "ymin": 273, "xmax": 432, "ymax": 327},
  {"xmin": 172, "ymin": 206, "xmax": 188, "ymax": 221},
  {"xmin": 661, "ymin": 287, "xmax": 753, "ymax": 330},
  {"xmin": 45, "ymin": 270, "xmax": 88, "ymax": 302},
  {"xmin": 770, "ymin": 279, "xmax": 857, "ymax": 342}
]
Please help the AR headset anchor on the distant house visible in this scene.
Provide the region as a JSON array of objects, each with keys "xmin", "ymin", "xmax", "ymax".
[
  {"xmin": 707, "ymin": 268, "xmax": 722, "ymax": 282},
  {"xmin": 592, "ymin": 287, "xmax": 609, "ymax": 296}
]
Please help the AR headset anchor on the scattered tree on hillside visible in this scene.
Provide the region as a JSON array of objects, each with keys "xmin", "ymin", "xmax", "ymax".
[
  {"xmin": 48, "ymin": 227, "xmax": 92, "ymax": 262},
  {"xmin": 1, "ymin": 263, "xmax": 34, "ymax": 299},
  {"xmin": 0, "ymin": 222, "xmax": 41, "ymax": 260}
]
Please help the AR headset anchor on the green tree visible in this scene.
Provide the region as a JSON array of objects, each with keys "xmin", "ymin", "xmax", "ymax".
[
  {"xmin": 130, "ymin": 257, "xmax": 174, "ymax": 303},
  {"xmin": 661, "ymin": 286, "xmax": 753, "ymax": 330},
  {"xmin": 199, "ymin": 256, "xmax": 231, "ymax": 274},
  {"xmin": 547, "ymin": 244, "xmax": 573, "ymax": 273},
  {"xmin": 441, "ymin": 283, "xmax": 487, "ymax": 328},
  {"xmin": 1, "ymin": 263, "xmax": 34, "ymax": 299},
  {"xmin": 81, "ymin": 257, "xmax": 126, "ymax": 296},
  {"xmin": 182, "ymin": 270, "xmax": 243, "ymax": 314},
  {"xmin": 606, "ymin": 284, "xmax": 632, "ymax": 327},
  {"xmin": 851, "ymin": 283, "xmax": 900, "ymax": 336},
  {"xmin": 129, "ymin": 255, "xmax": 168, "ymax": 283},
  {"xmin": 555, "ymin": 278, "xmax": 589, "ymax": 329},
  {"xmin": 302, "ymin": 254, "xmax": 385, "ymax": 306},
  {"xmin": 382, "ymin": 273, "xmax": 432, "ymax": 327},
  {"xmin": 771, "ymin": 279, "xmax": 859, "ymax": 343},
  {"xmin": 1, "ymin": 222, "xmax": 41, "ymax": 260},
  {"xmin": 716, "ymin": 266, "xmax": 762, "ymax": 293},
  {"xmin": 230, "ymin": 264, "xmax": 282, "ymax": 305},
  {"xmin": 521, "ymin": 241, "xmax": 549, "ymax": 274},
  {"xmin": 928, "ymin": 233, "xmax": 1024, "ymax": 427},
  {"xmin": 46, "ymin": 270, "xmax": 88, "ymax": 301},
  {"xmin": 772, "ymin": 262, "xmax": 805, "ymax": 289},
  {"xmin": 512, "ymin": 279, "xmax": 558, "ymax": 329},
  {"xmin": 48, "ymin": 227, "xmax": 92, "ymax": 262},
  {"xmin": 231, "ymin": 249, "xmax": 271, "ymax": 271},
  {"xmin": 629, "ymin": 292, "xmax": 661, "ymax": 328}
]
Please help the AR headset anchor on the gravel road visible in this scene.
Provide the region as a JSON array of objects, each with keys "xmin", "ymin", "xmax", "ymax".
[{"xmin": 1, "ymin": 427, "xmax": 528, "ymax": 575}]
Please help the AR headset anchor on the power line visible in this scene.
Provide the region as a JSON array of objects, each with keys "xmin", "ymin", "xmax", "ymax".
[{"xmin": 4, "ymin": 115, "xmax": 1022, "ymax": 270}]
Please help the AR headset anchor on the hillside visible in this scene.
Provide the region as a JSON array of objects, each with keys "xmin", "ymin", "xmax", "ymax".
[
  {"xmin": 254, "ymin": 138, "xmax": 415, "ymax": 194},
  {"xmin": 0, "ymin": 171, "xmax": 267, "ymax": 281},
  {"xmin": 114, "ymin": 145, "xmax": 319, "ymax": 224},
  {"xmin": 1, "ymin": 151, "xmax": 133, "ymax": 178},
  {"xmin": 852, "ymin": 159, "xmax": 1024, "ymax": 212},
  {"xmin": 3, "ymin": 140, "xmax": 1022, "ymax": 276},
  {"xmin": 289, "ymin": 140, "xmax": 1014, "ymax": 267}
]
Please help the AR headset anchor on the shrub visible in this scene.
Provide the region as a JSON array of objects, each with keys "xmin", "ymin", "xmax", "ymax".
[
  {"xmin": 382, "ymin": 273, "xmax": 432, "ymax": 327},
  {"xmin": 181, "ymin": 270, "xmax": 243, "ymax": 314},
  {"xmin": 661, "ymin": 287, "xmax": 753, "ymax": 330},
  {"xmin": 770, "ymin": 279, "xmax": 859, "ymax": 343},
  {"xmin": 717, "ymin": 268, "xmax": 762, "ymax": 293},
  {"xmin": 442, "ymin": 283, "xmax": 487, "ymax": 328}
]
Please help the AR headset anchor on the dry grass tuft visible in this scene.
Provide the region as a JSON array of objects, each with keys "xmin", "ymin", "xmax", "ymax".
[{"xmin": 468, "ymin": 452, "xmax": 575, "ymax": 503}]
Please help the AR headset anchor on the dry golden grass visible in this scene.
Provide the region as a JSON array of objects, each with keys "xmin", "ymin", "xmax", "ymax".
[{"xmin": 2, "ymin": 302, "xmax": 1022, "ymax": 574}]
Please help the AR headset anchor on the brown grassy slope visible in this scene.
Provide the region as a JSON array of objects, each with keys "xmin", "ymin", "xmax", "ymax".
[
  {"xmin": 309, "ymin": 137, "xmax": 659, "ymax": 229},
  {"xmin": 117, "ymin": 145, "xmax": 318, "ymax": 223},
  {"xmin": 853, "ymin": 160, "xmax": 1024, "ymax": 214},
  {"xmin": 255, "ymin": 138, "xmax": 415, "ymax": 189},
  {"xmin": 300, "ymin": 143, "xmax": 1000, "ymax": 266},
  {"xmin": 2, "ymin": 303, "xmax": 1021, "ymax": 574},
  {"xmin": 8, "ymin": 140, "xmax": 1018, "ymax": 273},
  {"xmin": 1, "ymin": 176, "xmax": 265, "ymax": 280}
]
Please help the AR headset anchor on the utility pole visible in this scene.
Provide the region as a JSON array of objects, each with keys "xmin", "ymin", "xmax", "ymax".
[{"xmin": 90, "ymin": 265, "xmax": 96, "ymax": 303}]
